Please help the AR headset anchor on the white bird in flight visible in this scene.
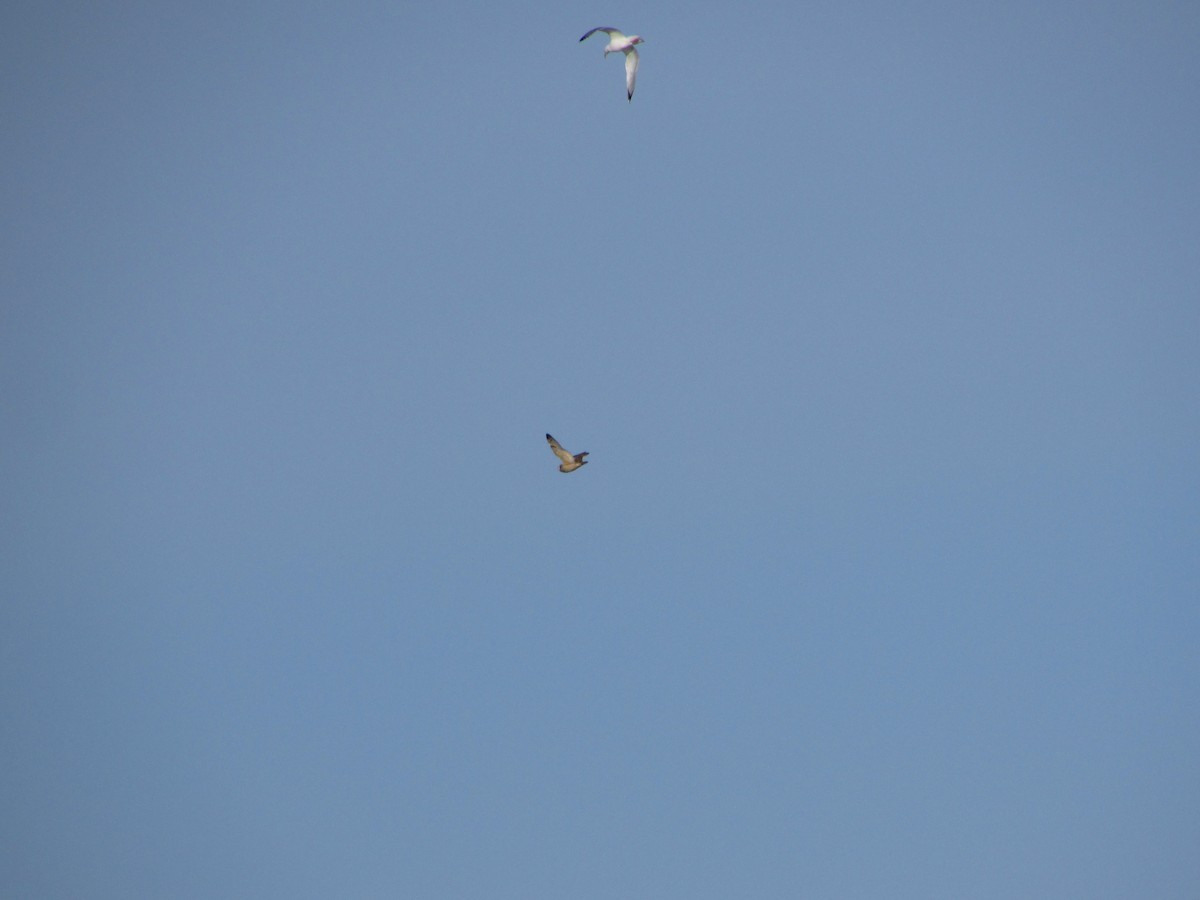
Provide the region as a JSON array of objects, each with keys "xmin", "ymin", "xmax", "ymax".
[
  {"xmin": 546, "ymin": 434, "xmax": 589, "ymax": 473},
  {"xmin": 579, "ymin": 27, "xmax": 645, "ymax": 101}
]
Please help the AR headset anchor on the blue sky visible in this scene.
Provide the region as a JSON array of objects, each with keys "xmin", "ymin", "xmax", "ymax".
[{"xmin": 2, "ymin": 2, "xmax": 1198, "ymax": 897}]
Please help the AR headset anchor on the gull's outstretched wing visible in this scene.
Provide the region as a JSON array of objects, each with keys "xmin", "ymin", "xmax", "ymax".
[
  {"xmin": 546, "ymin": 434, "xmax": 574, "ymax": 465},
  {"xmin": 580, "ymin": 27, "xmax": 624, "ymax": 42},
  {"xmin": 623, "ymin": 47, "xmax": 639, "ymax": 100}
]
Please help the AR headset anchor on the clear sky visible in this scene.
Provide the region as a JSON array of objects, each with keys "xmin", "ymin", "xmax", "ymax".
[{"xmin": 3, "ymin": 2, "xmax": 1198, "ymax": 897}]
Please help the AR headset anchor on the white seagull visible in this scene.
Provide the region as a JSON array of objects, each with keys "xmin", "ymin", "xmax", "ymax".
[
  {"xmin": 546, "ymin": 434, "xmax": 589, "ymax": 473},
  {"xmin": 579, "ymin": 27, "xmax": 645, "ymax": 101}
]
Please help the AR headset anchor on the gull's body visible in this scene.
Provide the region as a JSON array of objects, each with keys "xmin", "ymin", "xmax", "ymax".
[
  {"xmin": 546, "ymin": 434, "xmax": 589, "ymax": 473},
  {"xmin": 579, "ymin": 27, "xmax": 645, "ymax": 101}
]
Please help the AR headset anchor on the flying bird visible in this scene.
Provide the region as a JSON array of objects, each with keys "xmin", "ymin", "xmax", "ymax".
[
  {"xmin": 546, "ymin": 434, "xmax": 589, "ymax": 473},
  {"xmin": 579, "ymin": 27, "xmax": 645, "ymax": 101}
]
